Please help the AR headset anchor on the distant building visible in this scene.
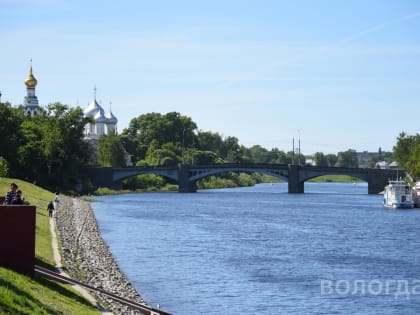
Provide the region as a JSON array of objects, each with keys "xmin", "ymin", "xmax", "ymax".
[
  {"xmin": 375, "ymin": 161, "xmax": 389, "ymax": 169},
  {"xmin": 356, "ymin": 151, "xmax": 380, "ymax": 168},
  {"xmin": 83, "ymin": 87, "xmax": 118, "ymax": 139},
  {"xmin": 23, "ymin": 64, "xmax": 40, "ymax": 116}
]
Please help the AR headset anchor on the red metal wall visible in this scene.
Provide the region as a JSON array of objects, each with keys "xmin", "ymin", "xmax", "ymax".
[{"xmin": 0, "ymin": 205, "xmax": 36, "ymax": 276}]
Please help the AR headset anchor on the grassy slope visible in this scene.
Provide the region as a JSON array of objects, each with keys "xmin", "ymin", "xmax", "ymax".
[{"xmin": 0, "ymin": 177, "xmax": 100, "ymax": 315}]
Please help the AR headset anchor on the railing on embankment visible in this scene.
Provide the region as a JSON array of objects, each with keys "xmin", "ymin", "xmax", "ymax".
[{"xmin": 35, "ymin": 265, "xmax": 173, "ymax": 315}]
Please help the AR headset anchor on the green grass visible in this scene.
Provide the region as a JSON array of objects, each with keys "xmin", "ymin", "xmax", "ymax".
[
  {"xmin": 0, "ymin": 177, "xmax": 55, "ymax": 267},
  {"xmin": 94, "ymin": 187, "xmax": 132, "ymax": 195},
  {"xmin": 0, "ymin": 177, "xmax": 101, "ymax": 315},
  {"xmin": 0, "ymin": 267, "xmax": 99, "ymax": 315},
  {"xmin": 308, "ymin": 175, "xmax": 364, "ymax": 183},
  {"xmin": 94, "ymin": 183, "xmax": 178, "ymax": 195}
]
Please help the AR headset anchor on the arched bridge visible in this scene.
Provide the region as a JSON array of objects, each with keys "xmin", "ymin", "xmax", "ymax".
[{"xmin": 86, "ymin": 163, "xmax": 405, "ymax": 194}]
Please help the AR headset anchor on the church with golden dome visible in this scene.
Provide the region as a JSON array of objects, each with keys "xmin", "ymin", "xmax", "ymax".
[
  {"xmin": 23, "ymin": 64, "xmax": 39, "ymax": 116},
  {"xmin": 21, "ymin": 64, "xmax": 118, "ymax": 138}
]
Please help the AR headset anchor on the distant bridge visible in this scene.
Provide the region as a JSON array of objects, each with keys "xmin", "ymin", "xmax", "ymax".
[{"xmin": 86, "ymin": 163, "xmax": 405, "ymax": 194}]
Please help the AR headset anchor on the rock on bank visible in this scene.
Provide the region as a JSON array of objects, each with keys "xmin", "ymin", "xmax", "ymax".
[{"xmin": 55, "ymin": 195, "xmax": 145, "ymax": 314}]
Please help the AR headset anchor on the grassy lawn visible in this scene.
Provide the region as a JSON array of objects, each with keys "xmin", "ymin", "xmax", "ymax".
[
  {"xmin": 309, "ymin": 175, "xmax": 363, "ymax": 183},
  {"xmin": 0, "ymin": 177, "xmax": 100, "ymax": 315}
]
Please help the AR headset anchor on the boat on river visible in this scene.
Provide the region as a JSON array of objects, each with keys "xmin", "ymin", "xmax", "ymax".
[
  {"xmin": 383, "ymin": 180, "xmax": 414, "ymax": 209},
  {"xmin": 413, "ymin": 182, "xmax": 420, "ymax": 208}
]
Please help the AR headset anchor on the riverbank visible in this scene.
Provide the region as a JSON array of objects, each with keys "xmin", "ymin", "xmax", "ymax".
[
  {"xmin": 55, "ymin": 195, "xmax": 146, "ymax": 314},
  {"xmin": 94, "ymin": 174, "xmax": 362, "ymax": 196}
]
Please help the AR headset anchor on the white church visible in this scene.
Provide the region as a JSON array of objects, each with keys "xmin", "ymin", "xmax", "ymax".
[
  {"xmin": 82, "ymin": 87, "xmax": 118, "ymax": 139},
  {"xmin": 22, "ymin": 65, "xmax": 118, "ymax": 139},
  {"xmin": 21, "ymin": 64, "xmax": 132, "ymax": 166}
]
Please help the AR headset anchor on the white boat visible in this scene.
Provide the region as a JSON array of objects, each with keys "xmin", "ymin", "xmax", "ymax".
[
  {"xmin": 383, "ymin": 180, "xmax": 414, "ymax": 209},
  {"xmin": 412, "ymin": 182, "xmax": 420, "ymax": 208}
]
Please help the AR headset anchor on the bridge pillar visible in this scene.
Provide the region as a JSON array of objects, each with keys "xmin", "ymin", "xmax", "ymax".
[
  {"xmin": 178, "ymin": 164, "xmax": 197, "ymax": 193},
  {"xmin": 85, "ymin": 167, "xmax": 123, "ymax": 190},
  {"xmin": 288, "ymin": 164, "xmax": 304, "ymax": 193},
  {"xmin": 86, "ymin": 167, "xmax": 113, "ymax": 189},
  {"xmin": 367, "ymin": 169, "xmax": 399, "ymax": 194}
]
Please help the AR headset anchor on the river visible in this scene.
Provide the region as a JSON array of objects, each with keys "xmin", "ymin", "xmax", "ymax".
[{"xmin": 91, "ymin": 182, "xmax": 420, "ymax": 314}]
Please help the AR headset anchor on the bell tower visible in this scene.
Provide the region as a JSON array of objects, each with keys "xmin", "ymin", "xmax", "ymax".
[{"xmin": 23, "ymin": 60, "xmax": 39, "ymax": 116}]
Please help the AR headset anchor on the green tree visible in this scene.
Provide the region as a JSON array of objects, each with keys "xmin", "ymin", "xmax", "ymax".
[
  {"xmin": 121, "ymin": 112, "xmax": 197, "ymax": 163},
  {"xmin": 221, "ymin": 136, "xmax": 242, "ymax": 162},
  {"xmin": 185, "ymin": 150, "xmax": 218, "ymax": 164},
  {"xmin": 98, "ymin": 134, "xmax": 126, "ymax": 167},
  {"xmin": 393, "ymin": 132, "xmax": 420, "ymax": 172},
  {"xmin": 0, "ymin": 103, "xmax": 24, "ymax": 177},
  {"xmin": 16, "ymin": 103, "xmax": 91, "ymax": 191},
  {"xmin": 17, "ymin": 118, "xmax": 47, "ymax": 184},
  {"xmin": 272, "ymin": 149, "xmax": 289, "ymax": 164},
  {"xmin": 45, "ymin": 103, "xmax": 91, "ymax": 190},
  {"xmin": 325, "ymin": 154, "xmax": 338, "ymax": 167},
  {"xmin": 337, "ymin": 149, "xmax": 358, "ymax": 168},
  {"xmin": 246, "ymin": 145, "xmax": 270, "ymax": 163},
  {"xmin": 313, "ymin": 152, "xmax": 328, "ymax": 167},
  {"xmin": 145, "ymin": 141, "xmax": 179, "ymax": 166},
  {"xmin": 405, "ymin": 144, "xmax": 420, "ymax": 178},
  {"xmin": 196, "ymin": 131, "xmax": 223, "ymax": 156},
  {"xmin": 0, "ymin": 156, "xmax": 8, "ymax": 177}
]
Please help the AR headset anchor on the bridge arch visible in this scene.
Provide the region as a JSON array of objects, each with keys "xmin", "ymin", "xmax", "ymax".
[
  {"xmin": 300, "ymin": 172, "xmax": 369, "ymax": 183},
  {"xmin": 113, "ymin": 169, "xmax": 179, "ymax": 183},
  {"xmin": 189, "ymin": 168, "xmax": 289, "ymax": 183}
]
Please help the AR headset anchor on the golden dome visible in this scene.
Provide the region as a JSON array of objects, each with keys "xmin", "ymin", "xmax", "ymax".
[{"xmin": 25, "ymin": 66, "xmax": 37, "ymax": 88}]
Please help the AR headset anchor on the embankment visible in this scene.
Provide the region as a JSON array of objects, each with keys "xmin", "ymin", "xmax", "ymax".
[{"xmin": 55, "ymin": 195, "xmax": 146, "ymax": 314}]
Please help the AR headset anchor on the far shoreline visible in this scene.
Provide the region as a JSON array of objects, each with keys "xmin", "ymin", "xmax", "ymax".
[{"xmin": 90, "ymin": 175, "xmax": 364, "ymax": 197}]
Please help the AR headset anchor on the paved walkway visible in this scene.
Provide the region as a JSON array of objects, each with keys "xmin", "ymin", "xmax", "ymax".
[{"xmin": 49, "ymin": 209, "xmax": 114, "ymax": 315}]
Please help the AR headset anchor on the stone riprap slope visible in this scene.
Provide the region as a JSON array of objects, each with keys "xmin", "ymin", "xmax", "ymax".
[{"xmin": 55, "ymin": 195, "xmax": 146, "ymax": 315}]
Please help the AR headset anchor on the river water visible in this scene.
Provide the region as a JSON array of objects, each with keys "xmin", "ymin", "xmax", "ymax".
[{"xmin": 91, "ymin": 183, "xmax": 420, "ymax": 314}]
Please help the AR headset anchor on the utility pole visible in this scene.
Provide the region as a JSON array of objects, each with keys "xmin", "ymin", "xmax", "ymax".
[
  {"xmin": 292, "ymin": 138, "xmax": 295, "ymax": 165},
  {"xmin": 298, "ymin": 138, "xmax": 301, "ymax": 165},
  {"xmin": 298, "ymin": 129, "xmax": 301, "ymax": 165}
]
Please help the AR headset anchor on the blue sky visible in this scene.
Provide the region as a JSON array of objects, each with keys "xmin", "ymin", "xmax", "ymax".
[{"xmin": 1, "ymin": 0, "xmax": 419, "ymax": 154}]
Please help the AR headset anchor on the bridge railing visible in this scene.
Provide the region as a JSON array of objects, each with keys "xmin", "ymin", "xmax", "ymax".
[{"xmin": 187, "ymin": 163, "xmax": 290, "ymax": 169}]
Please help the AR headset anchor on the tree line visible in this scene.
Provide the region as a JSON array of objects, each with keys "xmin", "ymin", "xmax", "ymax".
[
  {"xmin": 1, "ymin": 101, "xmax": 419, "ymax": 192},
  {"xmin": 0, "ymin": 102, "xmax": 91, "ymax": 192}
]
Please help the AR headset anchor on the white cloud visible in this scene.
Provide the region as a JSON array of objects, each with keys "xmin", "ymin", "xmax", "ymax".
[
  {"xmin": 400, "ymin": 11, "xmax": 420, "ymax": 21},
  {"xmin": 340, "ymin": 23, "xmax": 387, "ymax": 44}
]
